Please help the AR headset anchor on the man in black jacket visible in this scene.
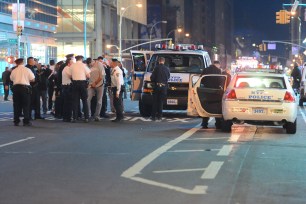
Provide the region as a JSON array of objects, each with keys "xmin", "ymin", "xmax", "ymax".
[
  {"xmin": 2, "ymin": 67, "xmax": 11, "ymax": 101},
  {"xmin": 150, "ymin": 57, "xmax": 170, "ymax": 121},
  {"xmin": 26, "ymin": 57, "xmax": 44, "ymax": 120},
  {"xmin": 200, "ymin": 60, "xmax": 223, "ymax": 129}
]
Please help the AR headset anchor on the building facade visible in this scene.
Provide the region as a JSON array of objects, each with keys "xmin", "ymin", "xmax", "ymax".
[
  {"xmin": 55, "ymin": 0, "xmax": 147, "ymax": 60},
  {"xmin": 0, "ymin": 0, "xmax": 57, "ymax": 72}
]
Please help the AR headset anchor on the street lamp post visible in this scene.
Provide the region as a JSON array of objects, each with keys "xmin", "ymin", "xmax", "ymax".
[
  {"xmin": 149, "ymin": 20, "xmax": 167, "ymax": 50},
  {"xmin": 166, "ymin": 27, "xmax": 183, "ymax": 42},
  {"xmin": 84, "ymin": 0, "xmax": 89, "ymax": 58},
  {"xmin": 17, "ymin": 0, "xmax": 20, "ymax": 58},
  {"xmin": 119, "ymin": 3, "xmax": 142, "ymax": 61}
]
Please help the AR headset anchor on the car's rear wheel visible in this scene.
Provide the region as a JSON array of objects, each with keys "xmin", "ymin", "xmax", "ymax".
[
  {"xmin": 286, "ymin": 119, "xmax": 297, "ymax": 134},
  {"xmin": 139, "ymin": 99, "xmax": 152, "ymax": 117},
  {"xmin": 222, "ymin": 120, "xmax": 233, "ymax": 132}
]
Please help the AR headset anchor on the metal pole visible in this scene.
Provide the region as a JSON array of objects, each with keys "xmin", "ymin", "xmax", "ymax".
[
  {"xmin": 17, "ymin": 0, "xmax": 20, "ymax": 58},
  {"xmin": 119, "ymin": 10, "xmax": 123, "ymax": 60},
  {"xmin": 84, "ymin": 0, "xmax": 89, "ymax": 58},
  {"xmin": 149, "ymin": 21, "xmax": 167, "ymax": 51}
]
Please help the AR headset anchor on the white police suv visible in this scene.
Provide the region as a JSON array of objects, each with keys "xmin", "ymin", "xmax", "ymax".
[{"xmin": 130, "ymin": 45, "xmax": 212, "ymax": 117}]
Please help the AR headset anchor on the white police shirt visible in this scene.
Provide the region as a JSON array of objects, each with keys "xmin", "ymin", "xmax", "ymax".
[
  {"xmin": 111, "ymin": 66, "xmax": 124, "ymax": 94},
  {"xmin": 10, "ymin": 65, "xmax": 35, "ymax": 86},
  {"xmin": 62, "ymin": 65, "xmax": 72, "ymax": 85},
  {"xmin": 70, "ymin": 61, "xmax": 90, "ymax": 80}
]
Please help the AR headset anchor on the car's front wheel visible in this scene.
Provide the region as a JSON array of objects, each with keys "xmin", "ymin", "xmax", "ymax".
[
  {"xmin": 139, "ymin": 99, "xmax": 152, "ymax": 117},
  {"xmin": 222, "ymin": 120, "xmax": 233, "ymax": 132},
  {"xmin": 286, "ymin": 119, "xmax": 297, "ymax": 134}
]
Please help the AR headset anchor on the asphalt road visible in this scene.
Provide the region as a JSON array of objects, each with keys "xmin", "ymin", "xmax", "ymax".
[{"xmin": 1, "ymin": 95, "xmax": 306, "ymax": 204}]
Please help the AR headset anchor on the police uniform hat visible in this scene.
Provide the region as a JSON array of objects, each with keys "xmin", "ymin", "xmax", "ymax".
[
  {"xmin": 14, "ymin": 58, "xmax": 24, "ymax": 65},
  {"xmin": 213, "ymin": 60, "xmax": 220, "ymax": 65},
  {"xmin": 75, "ymin": 55, "xmax": 84, "ymax": 61},
  {"xmin": 111, "ymin": 58, "xmax": 119, "ymax": 62},
  {"xmin": 65, "ymin": 53, "xmax": 74, "ymax": 58},
  {"xmin": 97, "ymin": 56, "xmax": 104, "ymax": 60}
]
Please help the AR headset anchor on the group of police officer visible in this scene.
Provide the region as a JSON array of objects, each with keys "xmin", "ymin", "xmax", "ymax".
[{"xmin": 9, "ymin": 55, "xmax": 125, "ymax": 126}]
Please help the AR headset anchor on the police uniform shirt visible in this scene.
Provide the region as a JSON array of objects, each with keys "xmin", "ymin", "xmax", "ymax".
[
  {"xmin": 70, "ymin": 61, "xmax": 90, "ymax": 80},
  {"xmin": 10, "ymin": 65, "xmax": 35, "ymax": 85},
  {"xmin": 111, "ymin": 66, "xmax": 124, "ymax": 94},
  {"xmin": 62, "ymin": 65, "xmax": 72, "ymax": 85}
]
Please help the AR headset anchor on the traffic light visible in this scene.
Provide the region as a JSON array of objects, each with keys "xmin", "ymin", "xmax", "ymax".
[
  {"xmin": 285, "ymin": 11, "xmax": 291, "ymax": 24},
  {"xmin": 276, "ymin": 10, "xmax": 286, "ymax": 24},
  {"xmin": 259, "ymin": 43, "xmax": 266, "ymax": 52},
  {"xmin": 16, "ymin": 25, "xmax": 23, "ymax": 36},
  {"xmin": 6, "ymin": 56, "xmax": 15, "ymax": 64}
]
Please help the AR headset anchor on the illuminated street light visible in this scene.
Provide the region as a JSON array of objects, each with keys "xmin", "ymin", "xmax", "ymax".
[
  {"xmin": 185, "ymin": 33, "xmax": 190, "ymax": 37},
  {"xmin": 167, "ymin": 27, "xmax": 183, "ymax": 39},
  {"xmin": 119, "ymin": 3, "xmax": 142, "ymax": 60},
  {"xmin": 149, "ymin": 20, "xmax": 167, "ymax": 50}
]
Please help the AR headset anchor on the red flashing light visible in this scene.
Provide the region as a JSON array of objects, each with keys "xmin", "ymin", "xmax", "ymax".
[
  {"xmin": 190, "ymin": 45, "xmax": 196, "ymax": 50},
  {"xmin": 161, "ymin": 44, "xmax": 167, "ymax": 49},
  {"xmin": 225, "ymin": 89, "xmax": 237, "ymax": 100},
  {"xmin": 175, "ymin": 45, "xmax": 181, "ymax": 50},
  {"xmin": 284, "ymin": 91, "xmax": 295, "ymax": 103}
]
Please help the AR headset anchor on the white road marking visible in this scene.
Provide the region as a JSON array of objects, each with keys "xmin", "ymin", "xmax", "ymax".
[
  {"xmin": 167, "ymin": 149, "xmax": 220, "ymax": 153},
  {"xmin": 0, "ymin": 137, "xmax": 35, "ymax": 148},
  {"xmin": 154, "ymin": 168, "xmax": 206, "ymax": 174},
  {"xmin": 129, "ymin": 177, "xmax": 207, "ymax": 194},
  {"xmin": 201, "ymin": 161, "xmax": 224, "ymax": 179},
  {"xmin": 130, "ymin": 117, "xmax": 155, "ymax": 122},
  {"xmin": 228, "ymin": 127, "xmax": 244, "ymax": 142},
  {"xmin": 217, "ymin": 145, "xmax": 233, "ymax": 156},
  {"xmin": 299, "ymin": 107, "xmax": 306, "ymax": 123},
  {"xmin": 186, "ymin": 137, "xmax": 229, "ymax": 140},
  {"xmin": 167, "ymin": 118, "xmax": 190, "ymax": 123},
  {"xmin": 121, "ymin": 124, "xmax": 206, "ymax": 194}
]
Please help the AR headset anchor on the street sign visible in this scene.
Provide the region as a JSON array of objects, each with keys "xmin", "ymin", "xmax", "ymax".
[
  {"xmin": 8, "ymin": 39, "xmax": 18, "ymax": 44},
  {"xmin": 12, "ymin": 3, "xmax": 25, "ymax": 20}
]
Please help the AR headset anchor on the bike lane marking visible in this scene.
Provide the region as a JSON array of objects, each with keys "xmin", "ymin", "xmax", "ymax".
[{"xmin": 121, "ymin": 124, "xmax": 208, "ymax": 194}]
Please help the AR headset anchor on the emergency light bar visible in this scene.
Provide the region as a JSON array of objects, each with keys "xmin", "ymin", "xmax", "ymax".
[{"xmin": 154, "ymin": 44, "xmax": 206, "ymax": 51}]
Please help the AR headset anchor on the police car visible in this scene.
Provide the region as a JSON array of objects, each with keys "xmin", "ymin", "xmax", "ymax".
[
  {"xmin": 222, "ymin": 69, "xmax": 297, "ymax": 134},
  {"xmin": 130, "ymin": 44, "xmax": 212, "ymax": 116},
  {"xmin": 189, "ymin": 69, "xmax": 297, "ymax": 134}
]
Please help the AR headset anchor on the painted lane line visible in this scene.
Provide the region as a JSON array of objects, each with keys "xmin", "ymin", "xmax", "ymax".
[
  {"xmin": 121, "ymin": 124, "xmax": 208, "ymax": 194},
  {"xmin": 167, "ymin": 149, "xmax": 220, "ymax": 153},
  {"xmin": 201, "ymin": 161, "xmax": 224, "ymax": 179},
  {"xmin": 299, "ymin": 107, "xmax": 306, "ymax": 123},
  {"xmin": 217, "ymin": 145, "xmax": 233, "ymax": 156},
  {"xmin": 129, "ymin": 177, "xmax": 207, "ymax": 194},
  {"xmin": 121, "ymin": 124, "xmax": 201, "ymax": 178},
  {"xmin": 228, "ymin": 127, "xmax": 244, "ymax": 142},
  {"xmin": 0, "ymin": 137, "xmax": 35, "ymax": 148},
  {"xmin": 186, "ymin": 137, "xmax": 229, "ymax": 140},
  {"xmin": 153, "ymin": 168, "xmax": 206, "ymax": 174}
]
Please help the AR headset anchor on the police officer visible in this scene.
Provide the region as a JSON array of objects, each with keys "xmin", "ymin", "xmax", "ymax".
[
  {"xmin": 10, "ymin": 58, "xmax": 35, "ymax": 126},
  {"xmin": 61, "ymin": 58, "xmax": 73, "ymax": 122},
  {"xmin": 70, "ymin": 55, "xmax": 91, "ymax": 123},
  {"xmin": 150, "ymin": 57, "xmax": 170, "ymax": 121},
  {"xmin": 110, "ymin": 58, "xmax": 124, "ymax": 122},
  {"xmin": 200, "ymin": 60, "xmax": 222, "ymax": 129}
]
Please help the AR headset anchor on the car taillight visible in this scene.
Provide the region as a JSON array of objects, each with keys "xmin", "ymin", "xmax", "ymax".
[
  {"xmin": 283, "ymin": 91, "xmax": 295, "ymax": 103},
  {"xmin": 225, "ymin": 89, "xmax": 237, "ymax": 100}
]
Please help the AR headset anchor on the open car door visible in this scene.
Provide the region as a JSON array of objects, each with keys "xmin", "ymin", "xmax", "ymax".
[
  {"xmin": 130, "ymin": 50, "xmax": 153, "ymax": 101},
  {"xmin": 189, "ymin": 75, "xmax": 227, "ymax": 118}
]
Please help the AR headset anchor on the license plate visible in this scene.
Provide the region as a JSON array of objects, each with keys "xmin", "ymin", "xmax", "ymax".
[
  {"xmin": 253, "ymin": 108, "xmax": 266, "ymax": 114},
  {"xmin": 167, "ymin": 99, "xmax": 178, "ymax": 105}
]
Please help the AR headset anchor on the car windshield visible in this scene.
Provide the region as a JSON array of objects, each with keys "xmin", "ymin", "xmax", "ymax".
[
  {"xmin": 235, "ymin": 76, "xmax": 286, "ymax": 89},
  {"xmin": 147, "ymin": 54, "xmax": 205, "ymax": 73}
]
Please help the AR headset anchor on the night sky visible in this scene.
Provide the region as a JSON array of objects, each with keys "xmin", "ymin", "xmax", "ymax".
[{"xmin": 234, "ymin": 0, "xmax": 290, "ymax": 43}]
